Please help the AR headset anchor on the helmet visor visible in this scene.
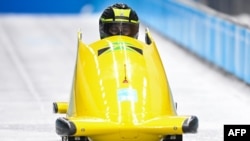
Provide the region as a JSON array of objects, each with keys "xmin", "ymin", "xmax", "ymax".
[{"xmin": 105, "ymin": 22, "xmax": 139, "ymax": 38}]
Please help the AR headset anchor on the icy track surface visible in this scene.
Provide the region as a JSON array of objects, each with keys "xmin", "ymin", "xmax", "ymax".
[{"xmin": 0, "ymin": 14, "xmax": 250, "ymax": 141}]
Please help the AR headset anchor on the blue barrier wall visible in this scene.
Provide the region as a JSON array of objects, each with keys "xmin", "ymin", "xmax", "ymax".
[
  {"xmin": 0, "ymin": 0, "xmax": 89, "ymax": 14},
  {"xmin": 1, "ymin": 0, "xmax": 249, "ymax": 85}
]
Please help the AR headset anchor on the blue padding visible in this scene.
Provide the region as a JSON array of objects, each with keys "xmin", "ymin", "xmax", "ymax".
[
  {"xmin": 223, "ymin": 21, "xmax": 236, "ymax": 74},
  {"xmin": 214, "ymin": 17, "xmax": 225, "ymax": 68},
  {"xmin": 204, "ymin": 15, "xmax": 214, "ymax": 62},
  {"xmin": 234, "ymin": 26, "xmax": 246, "ymax": 80},
  {"xmin": 244, "ymin": 30, "xmax": 250, "ymax": 84},
  {"xmin": 0, "ymin": 0, "xmax": 88, "ymax": 13},
  {"xmin": 207, "ymin": 16, "xmax": 217, "ymax": 63}
]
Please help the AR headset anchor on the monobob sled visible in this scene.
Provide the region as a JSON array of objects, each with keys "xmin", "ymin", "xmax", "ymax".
[{"xmin": 53, "ymin": 28, "xmax": 198, "ymax": 141}]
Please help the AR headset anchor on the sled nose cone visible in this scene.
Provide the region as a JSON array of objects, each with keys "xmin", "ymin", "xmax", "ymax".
[{"xmin": 182, "ymin": 116, "xmax": 198, "ymax": 133}]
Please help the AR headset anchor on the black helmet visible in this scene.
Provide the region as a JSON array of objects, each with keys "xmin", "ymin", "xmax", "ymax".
[{"xmin": 99, "ymin": 3, "xmax": 140, "ymax": 39}]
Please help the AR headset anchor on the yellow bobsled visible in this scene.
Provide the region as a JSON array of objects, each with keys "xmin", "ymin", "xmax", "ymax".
[{"xmin": 53, "ymin": 28, "xmax": 198, "ymax": 141}]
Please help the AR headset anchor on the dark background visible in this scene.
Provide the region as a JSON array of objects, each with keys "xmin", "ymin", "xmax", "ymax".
[{"xmin": 195, "ymin": 0, "xmax": 250, "ymax": 15}]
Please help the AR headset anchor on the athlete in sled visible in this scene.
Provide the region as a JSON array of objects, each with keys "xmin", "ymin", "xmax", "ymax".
[{"xmin": 53, "ymin": 3, "xmax": 198, "ymax": 141}]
